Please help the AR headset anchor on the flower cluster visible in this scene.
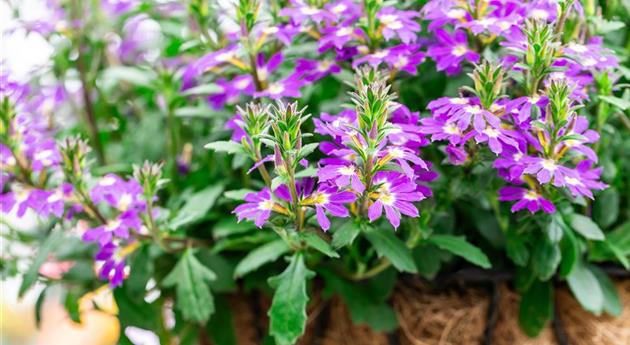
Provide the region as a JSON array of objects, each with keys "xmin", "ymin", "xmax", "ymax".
[
  {"xmin": 181, "ymin": 0, "xmax": 426, "ymax": 108},
  {"xmin": 1, "ymin": 71, "xmax": 70, "ymax": 219},
  {"xmin": 420, "ymin": 30, "xmax": 611, "ymax": 213},
  {"xmin": 226, "ymin": 68, "xmax": 433, "ymax": 231}
]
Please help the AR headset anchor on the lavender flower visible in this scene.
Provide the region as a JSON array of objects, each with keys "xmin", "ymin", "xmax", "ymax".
[
  {"xmin": 376, "ymin": 7, "xmax": 421, "ymax": 44},
  {"xmin": 368, "ymin": 172, "xmax": 425, "ymax": 229},
  {"xmin": 427, "ymin": 30, "xmax": 479, "ymax": 75},
  {"xmin": 498, "ymin": 186, "xmax": 556, "ymax": 214},
  {"xmin": 301, "ymin": 187, "xmax": 355, "ymax": 231},
  {"xmin": 233, "ymin": 188, "xmax": 281, "ymax": 227}
]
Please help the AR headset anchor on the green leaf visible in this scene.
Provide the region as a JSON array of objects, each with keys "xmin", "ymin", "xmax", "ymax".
[
  {"xmin": 593, "ymin": 188, "xmax": 619, "ymax": 229},
  {"xmin": 590, "ymin": 266, "xmax": 622, "ymax": 316},
  {"xmin": 163, "ymin": 249, "xmax": 217, "ymax": 323},
  {"xmin": 234, "ymin": 240, "xmax": 291, "ymax": 278},
  {"xmin": 64, "ymin": 290, "xmax": 82, "ymax": 324},
  {"xmin": 212, "ymin": 218, "xmax": 256, "ymax": 238},
  {"xmin": 181, "ymin": 83, "xmax": 223, "ymax": 96},
  {"xmin": 321, "ymin": 269, "xmax": 398, "ymax": 332},
  {"xmin": 19, "ymin": 230, "xmax": 64, "ymax": 297},
  {"xmin": 519, "ymin": 280, "xmax": 553, "ymax": 337},
  {"xmin": 224, "ymin": 189, "xmax": 256, "ymax": 200},
  {"xmin": 35, "ymin": 287, "xmax": 47, "ymax": 328},
  {"xmin": 207, "ymin": 296, "xmax": 237, "ymax": 345},
  {"xmin": 569, "ymin": 214, "xmax": 605, "ymax": 241},
  {"xmin": 567, "ymin": 260, "xmax": 604, "ymax": 315},
  {"xmin": 125, "ymin": 244, "xmax": 154, "ymax": 296},
  {"xmin": 175, "ymin": 105, "xmax": 215, "ymax": 118},
  {"xmin": 170, "ymin": 184, "xmax": 224, "ymax": 229},
  {"xmin": 114, "ymin": 288, "xmax": 160, "ymax": 330},
  {"xmin": 427, "ymin": 235, "xmax": 491, "ymax": 269},
  {"xmin": 364, "ymin": 226, "xmax": 417, "ymax": 273},
  {"xmin": 268, "ymin": 253, "xmax": 315, "ymax": 345},
  {"xmin": 412, "ymin": 244, "xmax": 449, "ymax": 279},
  {"xmin": 294, "ymin": 166, "xmax": 318, "ymax": 179},
  {"xmin": 531, "ymin": 239, "xmax": 561, "ymax": 280},
  {"xmin": 599, "ymin": 95, "xmax": 630, "ymax": 110},
  {"xmin": 332, "ymin": 221, "xmax": 361, "ymax": 248},
  {"xmin": 506, "ymin": 229, "xmax": 529, "ymax": 266},
  {"xmin": 558, "ymin": 227, "xmax": 579, "ymax": 277},
  {"xmin": 101, "ymin": 66, "xmax": 156, "ymax": 89},
  {"xmin": 204, "ymin": 141, "xmax": 244, "ymax": 154},
  {"xmin": 301, "ymin": 232, "xmax": 339, "ymax": 258}
]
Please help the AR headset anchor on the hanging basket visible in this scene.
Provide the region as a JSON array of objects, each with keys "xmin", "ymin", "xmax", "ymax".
[{"xmin": 223, "ymin": 278, "xmax": 630, "ymax": 345}]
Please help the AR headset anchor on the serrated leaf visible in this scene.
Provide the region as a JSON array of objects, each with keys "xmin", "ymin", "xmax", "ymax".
[
  {"xmin": 234, "ymin": 240, "xmax": 291, "ymax": 278},
  {"xmin": 569, "ymin": 214, "xmax": 605, "ymax": 241},
  {"xmin": 301, "ymin": 232, "xmax": 339, "ymax": 258},
  {"xmin": 364, "ymin": 226, "xmax": 417, "ymax": 273},
  {"xmin": 427, "ymin": 235, "xmax": 492, "ymax": 269},
  {"xmin": 332, "ymin": 221, "xmax": 361, "ymax": 248},
  {"xmin": 170, "ymin": 184, "xmax": 224, "ymax": 229},
  {"xmin": 19, "ymin": 230, "xmax": 64, "ymax": 298},
  {"xmin": 567, "ymin": 260, "xmax": 604, "ymax": 315},
  {"xmin": 268, "ymin": 253, "xmax": 315, "ymax": 345},
  {"xmin": 519, "ymin": 280, "xmax": 553, "ymax": 337},
  {"xmin": 204, "ymin": 141, "xmax": 244, "ymax": 154},
  {"xmin": 163, "ymin": 249, "xmax": 217, "ymax": 323}
]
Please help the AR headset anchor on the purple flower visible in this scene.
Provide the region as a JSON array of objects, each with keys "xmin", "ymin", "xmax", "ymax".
[
  {"xmin": 318, "ymin": 164, "xmax": 365, "ymax": 193},
  {"xmin": 90, "ymin": 174, "xmax": 145, "ymax": 212},
  {"xmin": 368, "ymin": 172, "xmax": 425, "ymax": 229},
  {"xmin": 319, "ymin": 21, "xmax": 363, "ymax": 51},
  {"xmin": 498, "ymin": 186, "xmax": 556, "ymax": 213},
  {"xmin": 301, "ymin": 187, "xmax": 355, "ymax": 231},
  {"xmin": 280, "ymin": 1, "xmax": 334, "ymax": 24},
  {"xmin": 522, "ymin": 157, "xmax": 562, "ymax": 184},
  {"xmin": 445, "ymin": 144, "xmax": 468, "ymax": 165},
  {"xmin": 82, "ymin": 211, "xmax": 141, "ymax": 246},
  {"xmin": 552, "ymin": 161, "xmax": 607, "ymax": 199},
  {"xmin": 292, "ymin": 58, "xmax": 341, "ymax": 82},
  {"xmin": 233, "ymin": 188, "xmax": 278, "ymax": 227},
  {"xmin": 254, "ymin": 75, "xmax": 304, "ymax": 99},
  {"xmin": 181, "ymin": 45, "xmax": 239, "ymax": 89},
  {"xmin": 427, "ymin": 29, "xmax": 479, "ymax": 75},
  {"xmin": 377, "ymin": 7, "xmax": 421, "ymax": 44},
  {"xmin": 95, "ymin": 242, "xmax": 127, "ymax": 287},
  {"xmin": 377, "ymin": 146, "xmax": 428, "ymax": 177}
]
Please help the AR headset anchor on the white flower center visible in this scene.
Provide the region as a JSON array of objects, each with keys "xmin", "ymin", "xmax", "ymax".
[
  {"xmin": 117, "ymin": 193, "xmax": 133, "ymax": 211},
  {"xmin": 450, "ymin": 97, "xmax": 469, "ymax": 105},
  {"xmin": 541, "ymin": 159, "xmax": 557, "ymax": 171},
  {"xmin": 443, "ymin": 123, "xmax": 460, "ymax": 135},
  {"xmin": 447, "ymin": 9, "xmax": 466, "ymax": 19},
  {"xmin": 465, "ymin": 105, "xmax": 482, "ymax": 115},
  {"xmin": 100, "ymin": 176, "xmax": 117, "ymax": 186},
  {"xmin": 267, "ymin": 83, "xmax": 285, "ymax": 95},
  {"xmin": 483, "ymin": 127, "xmax": 500, "ymax": 138},
  {"xmin": 336, "ymin": 27, "xmax": 354, "ymax": 37},
  {"xmin": 524, "ymin": 190, "xmax": 539, "ymax": 201},
  {"xmin": 258, "ymin": 199, "xmax": 275, "ymax": 211},
  {"xmin": 332, "ymin": 4, "xmax": 347, "ymax": 13},
  {"xmin": 565, "ymin": 177, "xmax": 582, "ymax": 186},
  {"xmin": 531, "ymin": 9, "xmax": 549, "ymax": 20},
  {"xmin": 452, "ymin": 45, "xmax": 468, "ymax": 57},
  {"xmin": 338, "ymin": 166, "xmax": 355, "ymax": 176},
  {"xmin": 301, "ymin": 6, "xmax": 320, "ymax": 15}
]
